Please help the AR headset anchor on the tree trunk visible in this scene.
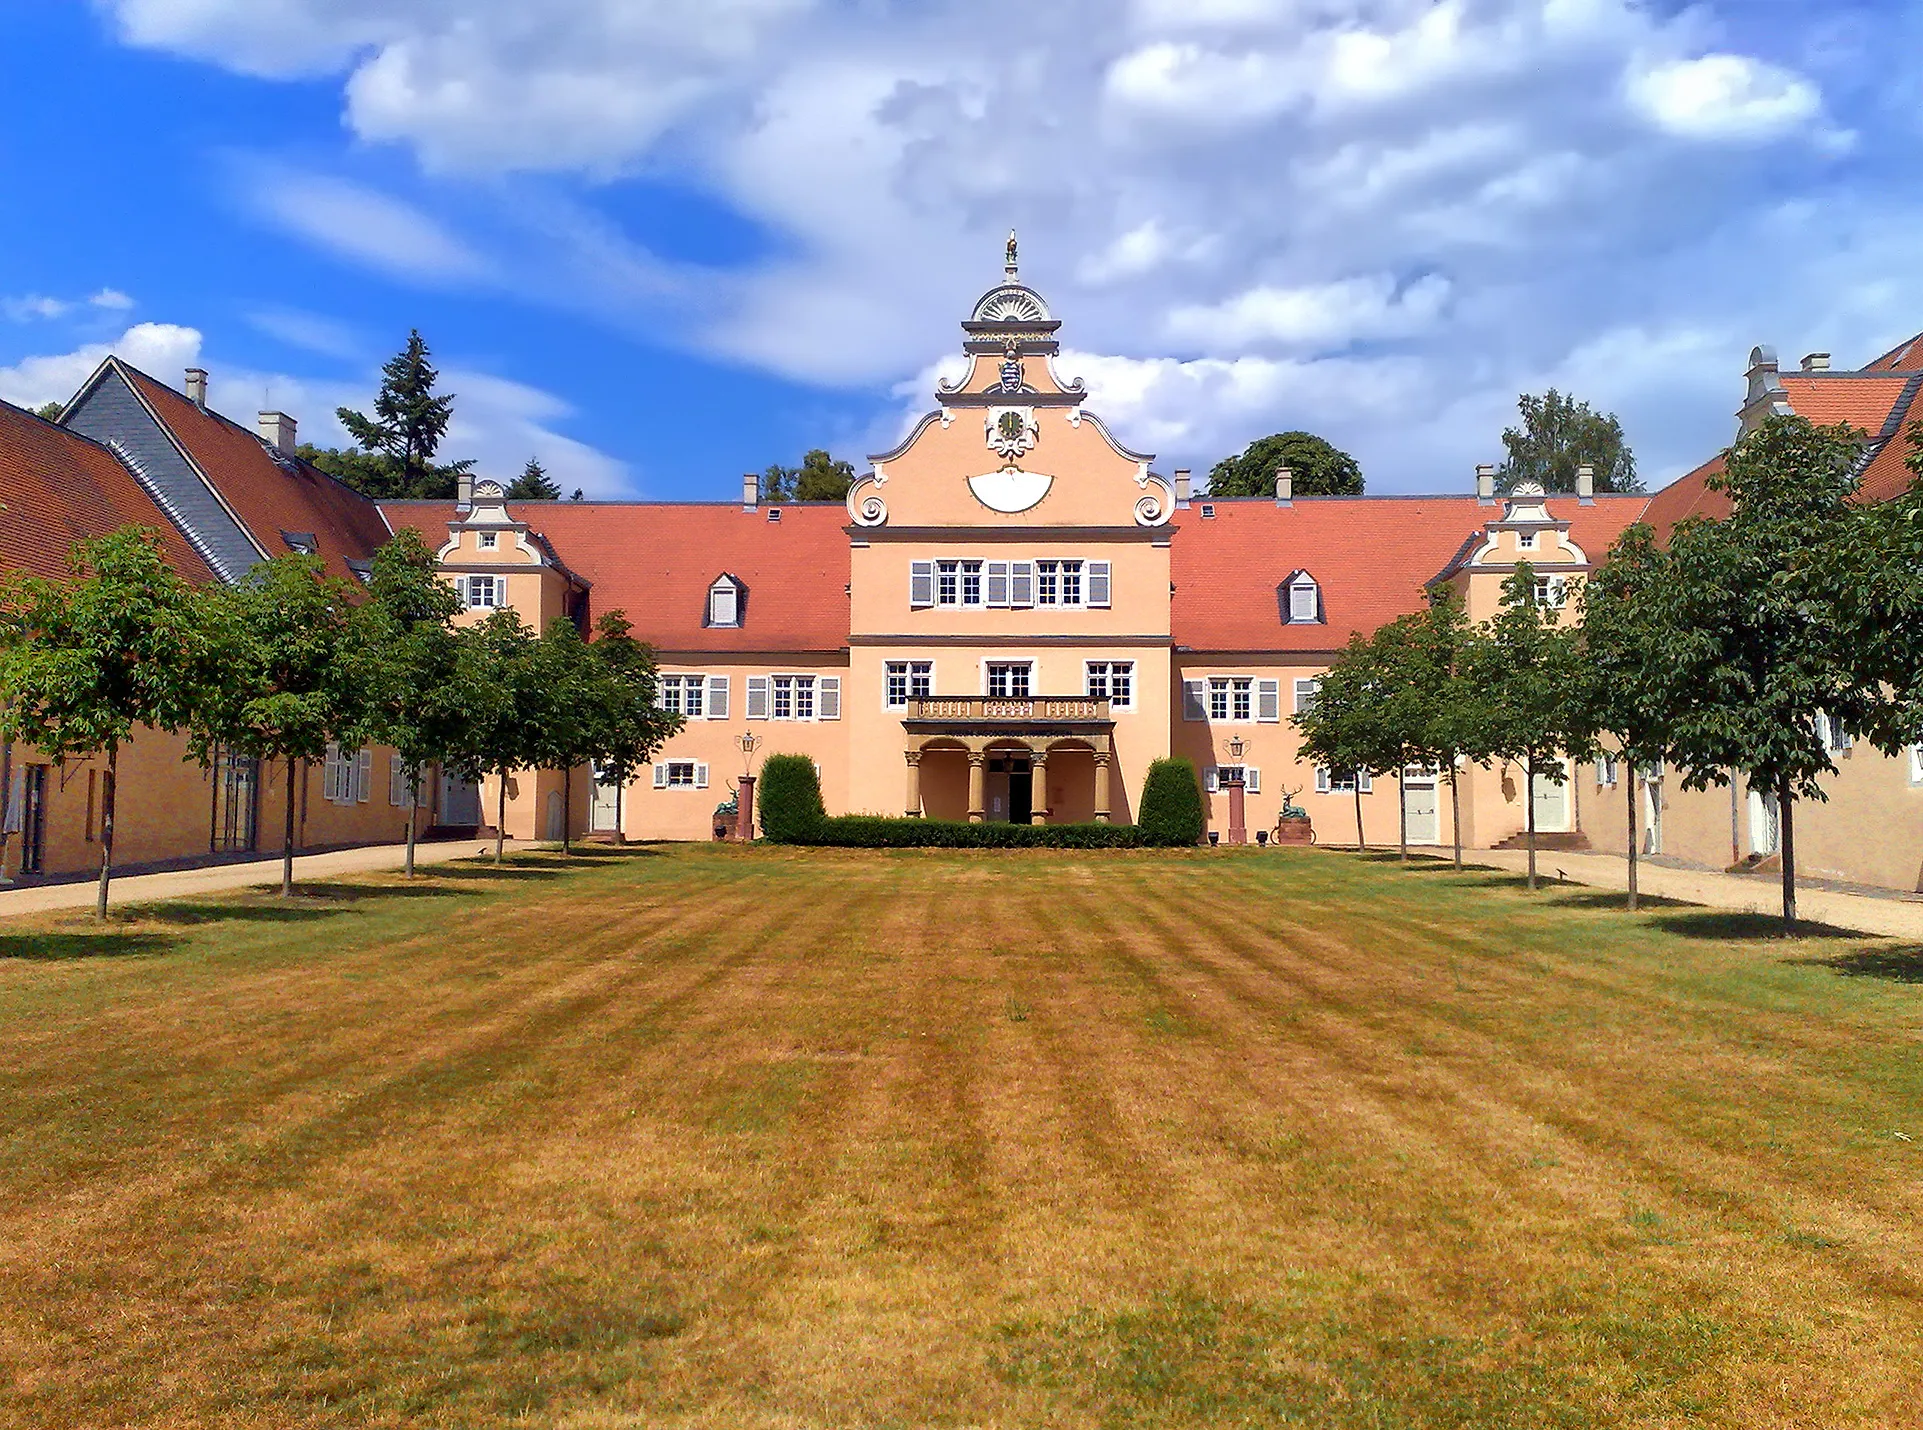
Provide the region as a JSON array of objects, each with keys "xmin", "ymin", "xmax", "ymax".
[
  {"xmin": 1525, "ymin": 759, "xmax": 1538, "ymax": 893},
  {"xmin": 1625, "ymin": 764, "xmax": 1639, "ymax": 914},
  {"xmin": 1448, "ymin": 763, "xmax": 1463, "ymax": 871},
  {"xmin": 282, "ymin": 754, "xmax": 298, "ymax": 898},
  {"xmin": 562, "ymin": 766, "xmax": 572, "ymax": 856},
  {"xmin": 94, "ymin": 742, "xmax": 117, "ymax": 919},
  {"xmin": 1354, "ymin": 782, "xmax": 1366, "ymax": 852},
  {"xmin": 404, "ymin": 766, "xmax": 419, "ymax": 878},
  {"xmin": 1779, "ymin": 773, "xmax": 1797, "ymax": 936},
  {"xmin": 1396, "ymin": 766, "xmax": 1408, "ymax": 863},
  {"xmin": 495, "ymin": 770, "xmax": 508, "ymax": 864}
]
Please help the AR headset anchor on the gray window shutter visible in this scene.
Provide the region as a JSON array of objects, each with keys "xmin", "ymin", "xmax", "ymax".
[
  {"xmin": 1293, "ymin": 678, "xmax": 1319, "ymax": 714},
  {"xmin": 653, "ymin": 763, "xmax": 669, "ymax": 788},
  {"xmin": 1359, "ymin": 771, "xmax": 1373, "ymax": 794},
  {"xmin": 1203, "ymin": 766, "xmax": 1219, "ymax": 794},
  {"xmin": 1256, "ymin": 679, "xmax": 1280, "ymax": 723},
  {"xmin": 1315, "ymin": 767, "xmax": 1330, "ymax": 794},
  {"xmin": 818, "ymin": 676, "xmax": 841, "ymax": 720},
  {"xmin": 746, "ymin": 676, "xmax": 770, "ymax": 719},
  {"xmin": 1086, "ymin": 560, "xmax": 1111, "ymax": 608},
  {"xmin": 695, "ymin": 763, "xmax": 709, "ymax": 790},
  {"xmin": 707, "ymin": 675, "xmax": 730, "ymax": 719},
  {"xmin": 1010, "ymin": 561, "xmax": 1034, "ymax": 606},
  {"xmin": 356, "ymin": 749, "xmax": 373, "ymax": 802},
  {"xmin": 1245, "ymin": 766, "xmax": 1260, "ymax": 794},
  {"xmin": 1182, "ymin": 680, "xmax": 1207, "ymax": 721},
  {"xmin": 910, "ymin": 561, "xmax": 934, "ymax": 608},
  {"xmin": 985, "ymin": 561, "xmax": 1010, "ymax": 606}
]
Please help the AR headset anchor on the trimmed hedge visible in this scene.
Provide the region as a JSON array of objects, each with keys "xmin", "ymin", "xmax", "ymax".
[
  {"xmin": 803, "ymin": 816, "xmax": 1143, "ymax": 849},
  {"xmin": 1138, "ymin": 757, "xmax": 1205, "ymax": 846},
  {"xmin": 757, "ymin": 753, "xmax": 826, "ymax": 843}
]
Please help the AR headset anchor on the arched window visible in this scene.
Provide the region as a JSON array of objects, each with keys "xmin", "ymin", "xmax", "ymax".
[
  {"xmin": 1283, "ymin": 571, "xmax": 1323, "ymax": 624},
  {"xmin": 707, "ymin": 574, "xmax": 744, "ymax": 628}
]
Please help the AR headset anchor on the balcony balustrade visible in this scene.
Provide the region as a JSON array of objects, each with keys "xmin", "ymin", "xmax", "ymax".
[{"xmin": 902, "ymin": 695, "xmax": 1110, "ymax": 724}]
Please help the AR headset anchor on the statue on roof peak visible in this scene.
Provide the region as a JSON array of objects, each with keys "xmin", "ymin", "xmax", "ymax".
[{"xmin": 1005, "ymin": 229, "xmax": 1018, "ymax": 279}]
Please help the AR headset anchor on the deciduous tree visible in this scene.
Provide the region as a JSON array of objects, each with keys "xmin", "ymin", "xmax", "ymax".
[
  {"xmin": 445, "ymin": 609, "xmax": 543, "ymax": 864},
  {"xmin": 0, "ymin": 529, "xmax": 210, "ymax": 916},
  {"xmin": 1499, "ymin": 389, "xmax": 1641, "ymax": 494},
  {"xmin": 1207, "ymin": 432, "xmax": 1364, "ymax": 498}
]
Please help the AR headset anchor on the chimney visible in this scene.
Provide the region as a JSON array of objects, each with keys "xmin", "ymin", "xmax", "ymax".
[
  {"xmin": 1576, "ymin": 463, "xmax": 1594, "ymax": 504},
  {"xmin": 456, "ymin": 471, "xmax": 474, "ymax": 513},
  {"xmin": 256, "ymin": 411, "xmax": 297, "ymax": 455},
  {"xmin": 1174, "ymin": 468, "xmax": 1191, "ymax": 509},
  {"xmin": 1801, "ymin": 352, "xmax": 1831, "ymax": 372},
  {"xmin": 742, "ymin": 472, "xmax": 759, "ymax": 512},
  {"xmin": 1275, "ymin": 466, "xmax": 1293, "ymax": 506},
  {"xmin": 184, "ymin": 368, "xmax": 208, "ymax": 407},
  {"xmin": 1476, "ymin": 463, "xmax": 1496, "ymax": 505}
]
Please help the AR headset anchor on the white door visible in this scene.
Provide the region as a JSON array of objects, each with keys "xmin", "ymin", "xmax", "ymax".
[
  {"xmin": 1530, "ymin": 761, "xmax": 1569, "ymax": 832},
  {"xmin": 1748, "ymin": 787, "xmax": 1779, "ymax": 855},
  {"xmin": 440, "ymin": 774, "xmax": 482, "ymax": 826},
  {"xmin": 590, "ymin": 768, "xmax": 622, "ymax": 832},
  {"xmin": 545, "ymin": 790, "xmax": 565, "ymax": 840},
  {"xmin": 1403, "ymin": 772, "xmax": 1440, "ymax": 844},
  {"xmin": 1641, "ymin": 770, "xmax": 1663, "ymax": 854}
]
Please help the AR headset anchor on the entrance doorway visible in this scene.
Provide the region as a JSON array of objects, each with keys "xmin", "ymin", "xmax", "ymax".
[
  {"xmin": 211, "ymin": 749, "xmax": 258, "ymax": 853},
  {"xmin": 18, "ymin": 765, "xmax": 47, "ymax": 875},
  {"xmin": 1748, "ymin": 786, "xmax": 1779, "ymax": 856},
  {"xmin": 1530, "ymin": 760, "xmax": 1569, "ymax": 832},
  {"xmin": 1641, "ymin": 766, "xmax": 1663, "ymax": 855},
  {"xmin": 986, "ymin": 754, "xmax": 1032, "ymax": 824},
  {"xmin": 440, "ymin": 773, "xmax": 483, "ymax": 827},
  {"xmin": 1403, "ymin": 769, "xmax": 1440, "ymax": 844},
  {"xmin": 590, "ymin": 768, "xmax": 622, "ymax": 833}
]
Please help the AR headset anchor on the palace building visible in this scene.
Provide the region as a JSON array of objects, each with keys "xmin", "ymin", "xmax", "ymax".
[{"xmin": 2, "ymin": 251, "xmax": 1920, "ymax": 893}]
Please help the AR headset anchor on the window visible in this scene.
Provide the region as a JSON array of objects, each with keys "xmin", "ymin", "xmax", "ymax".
[
  {"xmin": 1204, "ymin": 766, "xmax": 1261, "ymax": 794},
  {"xmin": 659, "ymin": 674, "xmax": 707, "ymax": 718},
  {"xmin": 772, "ymin": 675, "xmax": 815, "ymax": 720},
  {"xmin": 653, "ymin": 760, "xmax": 709, "ymax": 790},
  {"xmin": 1182, "ymin": 680, "xmax": 1207, "ymax": 721},
  {"xmin": 323, "ymin": 743, "xmax": 371, "ymax": 805},
  {"xmin": 1208, "ymin": 677, "xmax": 1253, "ymax": 722},
  {"xmin": 1293, "ymin": 677, "xmax": 1320, "ymax": 714},
  {"xmin": 1314, "ymin": 767, "xmax": 1373, "ymax": 795},
  {"xmin": 1085, "ymin": 661, "xmax": 1133, "ymax": 709},
  {"xmin": 1597, "ymin": 753, "xmax": 1619, "ymax": 787},
  {"xmin": 389, "ymin": 754, "xmax": 427, "ymax": 807},
  {"xmin": 1533, "ymin": 575, "xmax": 1568, "ymax": 609},
  {"xmin": 1035, "ymin": 559, "xmax": 1089, "ymax": 606},
  {"xmin": 464, "ymin": 575, "xmax": 499, "ymax": 609},
  {"xmin": 1517, "ymin": 530, "xmax": 1536, "ymax": 550},
  {"xmin": 961, "ymin": 560, "xmax": 983, "ymax": 607},
  {"xmin": 886, "ymin": 661, "xmax": 933, "ymax": 708},
  {"xmin": 1285, "ymin": 574, "xmax": 1322, "ymax": 624},
  {"xmin": 1910, "ymin": 745, "xmax": 1923, "ymax": 786},
  {"xmin": 1036, "ymin": 560, "xmax": 1059, "ymax": 605},
  {"xmin": 1060, "ymin": 560, "xmax": 1083, "ymax": 606},
  {"xmin": 1817, "ymin": 712, "xmax": 1853, "ymax": 754},
  {"xmin": 986, "ymin": 662, "xmax": 1032, "ymax": 698},
  {"xmin": 477, "ymin": 531, "xmax": 498, "ymax": 550},
  {"xmin": 707, "ymin": 576, "xmax": 742, "ymax": 628},
  {"xmin": 937, "ymin": 560, "xmax": 960, "ymax": 606}
]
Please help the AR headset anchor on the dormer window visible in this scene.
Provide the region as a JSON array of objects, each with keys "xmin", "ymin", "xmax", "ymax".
[
  {"xmin": 1283, "ymin": 571, "xmax": 1323, "ymax": 624},
  {"xmin": 707, "ymin": 575, "xmax": 744, "ymax": 628},
  {"xmin": 478, "ymin": 531, "xmax": 498, "ymax": 550},
  {"xmin": 1517, "ymin": 530, "xmax": 1537, "ymax": 550},
  {"xmin": 279, "ymin": 530, "xmax": 318, "ymax": 556}
]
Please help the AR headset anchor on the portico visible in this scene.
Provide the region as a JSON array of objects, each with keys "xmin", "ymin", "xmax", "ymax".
[{"xmin": 900, "ymin": 696, "xmax": 1115, "ymax": 823}]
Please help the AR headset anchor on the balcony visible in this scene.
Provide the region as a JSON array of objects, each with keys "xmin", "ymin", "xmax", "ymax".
[{"xmin": 902, "ymin": 695, "xmax": 1111, "ymax": 727}]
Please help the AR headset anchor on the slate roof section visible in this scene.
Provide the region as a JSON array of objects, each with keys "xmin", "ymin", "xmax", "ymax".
[
  {"xmin": 1168, "ymin": 495, "xmax": 1652, "ymax": 652},
  {"xmin": 380, "ymin": 501, "xmax": 855, "ymax": 653},
  {"xmin": 0, "ymin": 399, "xmax": 218, "ymax": 584},
  {"xmin": 117, "ymin": 365, "xmax": 392, "ymax": 584}
]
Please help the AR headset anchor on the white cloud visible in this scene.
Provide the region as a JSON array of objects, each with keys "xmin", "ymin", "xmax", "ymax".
[
  {"xmin": 2, "ymin": 295, "xmax": 71, "ymax": 322},
  {"xmin": 245, "ymin": 306, "xmax": 364, "ymax": 360},
  {"xmin": 1628, "ymin": 54, "xmax": 1824, "ymax": 142},
  {"xmin": 0, "ymin": 322, "xmax": 203, "ymax": 409},
  {"xmin": 1166, "ymin": 273, "xmax": 1451, "ymax": 350},
  {"xmin": 89, "ymin": 289, "xmax": 136, "ymax": 311},
  {"xmin": 239, "ymin": 164, "xmax": 493, "ymax": 284}
]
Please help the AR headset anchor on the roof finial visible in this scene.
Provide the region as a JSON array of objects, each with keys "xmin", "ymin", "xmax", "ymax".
[{"xmin": 1005, "ymin": 228, "xmax": 1019, "ymax": 279}]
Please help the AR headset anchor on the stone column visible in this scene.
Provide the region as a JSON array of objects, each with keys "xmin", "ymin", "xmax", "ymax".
[
  {"xmin": 904, "ymin": 751, "xmax": 922, "ymax": 818},
  {"xmin": 1226, "ymin": 772, "xmax": 1246, "ymax": 844},
  {"xmin": 1094, "ymin": 751, "xmax": 1113, "ymax": 824},
  {"xmin": 1029, "ymin": 752, "xmax": 1049, "ymax": 825},
  {"xmin": 967, "ymin": 752, "xmax": 987, "ymax": 824},
  {"xmin": 735, "ymin": 774, "xmax": 757, "ymax": 841}
]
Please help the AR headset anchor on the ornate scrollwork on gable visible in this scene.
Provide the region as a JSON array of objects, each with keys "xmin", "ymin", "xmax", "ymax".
[
  {"xmin": 1133, "ymin": 473, "xmax": 1175, "ymax": 527},
  {"xmin": 846, "ymin": 471, "xmax": 889, "ymax": 527}
]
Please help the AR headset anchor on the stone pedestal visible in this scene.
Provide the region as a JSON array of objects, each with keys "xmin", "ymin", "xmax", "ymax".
[
  {"xmin": 735, "ymin": 775, "xmax": 756, "ymax": 842},
  {"xmin": 1226, "ymin": 777, "xmax": 1247, "ymax": 845}
]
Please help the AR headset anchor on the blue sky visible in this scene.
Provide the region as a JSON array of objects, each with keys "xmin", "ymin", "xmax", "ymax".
[{"xmin": 4, "ymin": 0, "xmax": 1921, "ymax": 499}]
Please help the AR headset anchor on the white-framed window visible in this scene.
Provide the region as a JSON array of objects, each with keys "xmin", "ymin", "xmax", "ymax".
[
  {"xmin": 652, "ymin": 760, "xmax": 709, "ymax": 790},
  {"xmin": 937, "ymin": 560, "xmax": 960, "ymax": 606},
  {"xmin": 986, "ymin": 661, "xmax": 1032, "ymax": 698},
  {"xmin": 961, "ymin": 560, "xmax": 984, "ymax": 607},
  {"xmin": 1285, "ymin": 573, "xmax": 1321, "ymax": 624},
  {"xmin": 707, "ymin": 576, "xmax": 742, "ymax": 628},
  {"xmin": 1816, "ymin": 712, "xmax": 1854, "ymax": 754},
  {"xmin": 1517, "ymin": 530, "xmax": 1537, "ymax": 551},
  {"xmin": 1204, "ymin": 765, "xmax": 1261, "ymax": 794},
  {"xmin": 388, "ymin": 754, "xmax": 427, "ymax": 808},
  {"xmin": 1085, "ymin": 660, "xmax": 1134, "ymax": 710},
  {"xmin": 1208, "ymin": 677, "xmax": 1253, "ymax": 723},
  {"xmin": 659, "ymin": 673, "xmax": 707, "ymax": 718},
  {"xmin": 464, "ymin": 575, "xmax": 500, "ymax": 609},
  {"xmin": 1596, "ymin": 753, "xmax": 1619, "ymax": 787},
  {"xmin": 323, "ymin": 743, "xmax": 371, "ymax": 805},
  {"xmin": 1910, "ymin": 744, "xmax": 1923, "ymax": 786},
  {"xmin": 1293, "ymin": 677, "xmax": 1320, "ymax": 715},
  {"xmin": 1314, "ymin": 767, "xmax": 1373, "ymax": 795},
  {"xmin": 1533, "ymin": 575, "xmax": 1568, "ymax": 609},
  {"xmin": 477, "ymin": 530, "xmax": 498, "ymax": 550},
  {"xmin": 886, "ymin": 661, "xmax": 934, "ymax": 709},
  {"xmin": 772, "ymin": 674, "xmax": 815, "ymax": 720}
]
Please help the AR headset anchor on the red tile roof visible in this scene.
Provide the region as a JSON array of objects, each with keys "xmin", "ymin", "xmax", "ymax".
[
  {"xmin": 0, "ymin": 399, "xmax": 217, "ymax": 584},
  {"xmin": 1169, "ymin": 495, "xmax": 1651, "ymax": 651},
  {"xmin": 119, "ymin": 366, "xmax": 392, "ymax": 583},
  {"xmin": 1640, "ymin": 454, "xmax": 1730, "ymax": 544},
  {"xmin": 1863, "ymin": 330, "xmax": 1923, "ymax": 371},
  {"xmin": 380, "ymin": 501, "xmax": 853, "ymax": 653},
  {"xmin": 1856, "ymin": 419, "xmax": 1923, "ymax": 505},
  {"xmin": 1775, "ymin": 374, "xmax": 1913, "ymax": 430}
]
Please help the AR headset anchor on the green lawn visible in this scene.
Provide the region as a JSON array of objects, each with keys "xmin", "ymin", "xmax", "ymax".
[{"xmin": 1, "ymin": 845, "xmax": 1920, "ymax": 1428}]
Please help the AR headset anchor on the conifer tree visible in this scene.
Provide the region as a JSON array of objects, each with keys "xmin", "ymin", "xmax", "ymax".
[
  {"xmin": 506, "ymin": 457, "xmax": 562, "ymax": 501},
  {"xmin": 334, "ymin": 330, "xmax": 475, "ymax": 500}
]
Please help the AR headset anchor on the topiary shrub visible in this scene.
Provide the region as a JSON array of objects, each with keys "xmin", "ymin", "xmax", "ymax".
[
  {"xmin": 1138, "ymin": 758, "xmax": 1204, "ymax": 847},
  {"xmin": 757, "ymin": 754, "xmax": 825, "ymax": 843}
]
